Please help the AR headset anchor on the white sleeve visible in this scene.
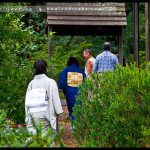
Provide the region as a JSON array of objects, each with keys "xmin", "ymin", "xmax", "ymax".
[
  {"xmin": 25, "ymin": 82, "xmax": 32, "ymax": 122},
  {"xmin": 51, "ymin": 81, "xmax": 63, "ymax": 115}
]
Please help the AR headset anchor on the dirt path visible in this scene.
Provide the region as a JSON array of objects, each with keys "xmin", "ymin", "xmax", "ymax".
[{"xmin": 58, "ymin": 106, "xmax": 78, "ymax": 148}]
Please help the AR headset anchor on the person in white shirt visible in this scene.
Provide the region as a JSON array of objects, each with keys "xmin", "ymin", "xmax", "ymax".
[
  {"xmin": 83, "ymin": 49, "xmax": 96, "ymax": 79},
  {"xmin": 25, "ymin": 59, "xmax": 63, "ymax": 136}
]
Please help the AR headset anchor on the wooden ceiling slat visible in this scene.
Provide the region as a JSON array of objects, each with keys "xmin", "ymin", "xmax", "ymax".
[
  {"xmin": 47, "ymin": 11, "xmax": 126, "ymax": 16},
  {"xmin": 47, "ymin": 16, "xmax": 127, "ymax": 21},
  {"xmin": 47, "ymin": 20, "xmax": 127, "ymax": 26},
  {"xmin": 47, "ymin": 7, "xmax": 125, "ymax": 12},
  {"xmin": 47, "ymin": 3, "xmax": 125, "ymax": 7}
]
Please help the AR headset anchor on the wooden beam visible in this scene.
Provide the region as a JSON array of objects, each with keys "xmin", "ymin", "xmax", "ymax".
[
  {"xmin": 48, "ymin": 25, "xmax": 53, "ymax": 62},
  {"xmin": 47, "ymin": 11, "xmax": 126, "ymax": 16},
  {"xmin": 47, "ymin": 16, "xmax": 127, "ymax": 21},
  {"xmin": 119, "ymin": 27, "xmax": 123, "ymax": 66},
  {"xmin": 47, "ymin": 7, "xmax": 125, "ymax": 12},
  {"xmin": 134, "ymin": 2, "xmax": 139, "ymax": 68},
  {"xmin": 47, "ymin": 3, "xmax": 125, "ymax": 7},
  {"xmin": 47, "ymin": 20, "xmax": 127, "ymax": 26},
  {"xmin": 145, "ymin": 2, "xmax": 149, "ymax": 68}
]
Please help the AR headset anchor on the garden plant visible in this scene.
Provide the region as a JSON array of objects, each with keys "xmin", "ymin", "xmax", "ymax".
[
  {"xmin": 0, "ymin": 109, "xmax": 66, "ymax": 147},
  {"xmin": 72, "ymin": 63, "xmax": 150, "ymax": 147}
]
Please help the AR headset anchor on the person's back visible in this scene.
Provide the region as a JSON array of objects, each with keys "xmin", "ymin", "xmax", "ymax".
[
  {"xmin": 66, "ymin": 63, "xmax": 85, "ymax": 93},
  {"xmin": 59, "ymin": 57, "xmax": 86, "ymax": 95},
  {"xmin": 93, "ymin": 42, "xmax": 118, "ymax": 73},
  {"xmin": 59, "ymin": 56, "xmax": 86, "ymax": 124},
  {"xmin": 25, "ymin": 59, "xmax": 63, "ymax": 136},
  {"xmin": 67, "ymin": 63, "xmax": 84, "ymax": 74}
]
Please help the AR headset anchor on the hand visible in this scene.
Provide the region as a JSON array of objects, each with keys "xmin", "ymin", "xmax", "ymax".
[{"xmin": 56, "ymin": 114, "xmax": 59, "ymax": 118}]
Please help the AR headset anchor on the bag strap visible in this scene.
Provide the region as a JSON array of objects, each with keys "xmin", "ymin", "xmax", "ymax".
[{"xmin": 31, "ymin": 79, "xmax": 48, "ymax": 93}]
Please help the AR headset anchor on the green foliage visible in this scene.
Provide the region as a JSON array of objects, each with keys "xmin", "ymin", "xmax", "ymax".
[
  {"xmin": 128, "ymin": 51, "xmax": 146, "ymax": 69},
  {"xmin": 72, "ymin": 63, "xmax": 150, "ymax": 147},
  {"xmin": 123, "ymin": 9, "xmax": 133, "ymax": 58},
  {"xmin": 0, "ymin": 3, "xmax": 49, "ymax": 124},
  {"xmin": 0, "ymin": 109, "xmax": 66, "ymax": 147}
]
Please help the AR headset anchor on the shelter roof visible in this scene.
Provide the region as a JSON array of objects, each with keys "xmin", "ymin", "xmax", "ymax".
[{"xmin": 46, "ymin": 2, "xmax": 127, "ymax": 35}]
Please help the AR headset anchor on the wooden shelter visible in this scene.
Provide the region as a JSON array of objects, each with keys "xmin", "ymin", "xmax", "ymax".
[{"xmin": 46, "ymin": 2, "xmax": 127, "ymax": 66}]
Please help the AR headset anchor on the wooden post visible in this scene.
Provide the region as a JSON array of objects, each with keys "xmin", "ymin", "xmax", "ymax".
[
  {"xmin": 118, "ymin": 27, "xmax": 123, "ymax": 66},
  {"xmin": 48, "ymin": 25, "xmax": 53, "ymax": 62},
  {"xmin": 145, "ymin": 2, "xmax": 150, "ymax": 68},
  {"xmin": 48, "ymin": 25, "xmax": 57, "ymax": 131},
  {"xmin": 134, "ymin": 2, "xmax": 139, "ymax": 68}
]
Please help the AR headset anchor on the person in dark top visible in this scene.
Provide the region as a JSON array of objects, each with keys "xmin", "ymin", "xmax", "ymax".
[{"xmin": 59, "ymin": 56, "xmax": 86, "ymax": 124}]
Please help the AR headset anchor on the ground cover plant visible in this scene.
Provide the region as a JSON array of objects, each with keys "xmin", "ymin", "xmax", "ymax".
[{"xmin": 0, "ymin": 109, "xmax": 65, "ymax": 147}]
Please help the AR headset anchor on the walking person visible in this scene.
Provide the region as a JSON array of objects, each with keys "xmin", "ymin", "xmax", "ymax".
[
  {"xmin": 83, "ymin": 49, "xmax": 96, "ymax": 79},
  {"xmin": 59, "ymin": 56, "xmax": 86, "ymax": 125},
  {"xmin": 93, "ymin": 42, "xmax": 119, "ymax": 73},
  {"xmin": 25, "ymin": 59, "xmax": 63, "ymax": 138}
]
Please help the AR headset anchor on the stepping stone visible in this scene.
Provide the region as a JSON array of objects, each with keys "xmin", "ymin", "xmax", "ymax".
[{"xmin": 61, "ymin": 99, "xmax": 67, "ymax": 106}]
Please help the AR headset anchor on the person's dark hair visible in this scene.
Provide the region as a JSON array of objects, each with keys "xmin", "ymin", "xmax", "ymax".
[
  {"xmin": 84, "ymin": 49, "xmax": 92, "ymax": 55},
  {"xmin": 67, "ymin": 56, "xmax": 79, "ymax": 66},
  {"xmin": 102, "ymin": 42, "xmax": 111, "ymax": 51},
  {"xmin": 34, "ymin": 59, "xmax": 47, "ymax": 75}
]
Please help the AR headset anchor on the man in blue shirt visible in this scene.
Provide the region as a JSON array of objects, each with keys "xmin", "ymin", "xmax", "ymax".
[{"xmin": 93, "ymin": 42, "xmax": 119, "ymax": 73}]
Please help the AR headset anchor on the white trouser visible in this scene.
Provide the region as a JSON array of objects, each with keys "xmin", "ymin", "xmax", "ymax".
[{"xmin": 26, "ymin": 111, "xmax": 55, "ymax": 147}]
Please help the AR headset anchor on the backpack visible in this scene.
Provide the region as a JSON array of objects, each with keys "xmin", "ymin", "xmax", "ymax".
[{"xmin": 25, "ymin": 88, "xmax": 48, "ymax": 113}]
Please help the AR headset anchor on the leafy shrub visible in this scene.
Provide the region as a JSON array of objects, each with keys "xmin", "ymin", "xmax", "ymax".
[
  {"xmin": 72, "ymin": 63, "xmax": 150, "ymax": 147},
  {"xmin": 0, "ymin": 5, "xmax": 51, "ymax": 124},
  {"xmin": 0, "ymin": 109, "xmax": 66, "ymax": 147}
]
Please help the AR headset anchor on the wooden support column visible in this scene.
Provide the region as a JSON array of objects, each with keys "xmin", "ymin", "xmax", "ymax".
[
  {"xmin": 48, "ymin": 25, "xmax": 54, "ymax": 80},
  {"xmin": 118, "ymin": 27, "xmax": 123, "ymax": 66},
  {"xmin": 48, "ymin": 25, "xmax": 58, "ymax": 132},
  {"xmin": 48, "ymin": 25, "xmax": 53, "ymax": 62},
  {"xmin": 145, "ymin": 2, "xmax": 150, "ymax": 68},
  {"xmin": 134, "ymin": 2, "xmax": 139, "ymax": 68}
]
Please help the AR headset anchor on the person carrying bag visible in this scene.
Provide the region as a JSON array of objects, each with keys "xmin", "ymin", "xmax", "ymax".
[{"xmin": 25, "ymin": 59, "xmax": 63, "ymax": 138}]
